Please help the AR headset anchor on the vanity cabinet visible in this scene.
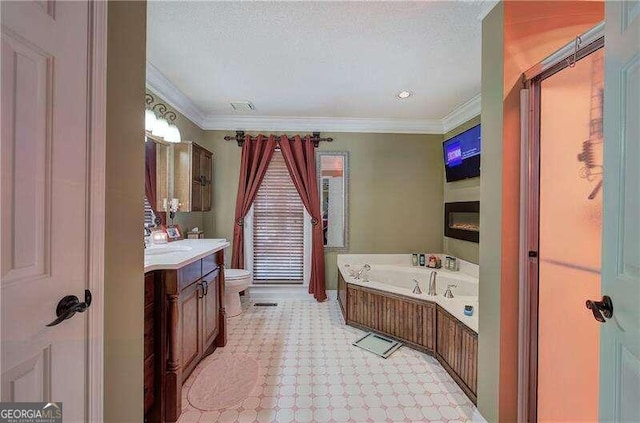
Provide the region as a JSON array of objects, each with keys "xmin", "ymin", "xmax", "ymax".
[
  {"xmin": 144, "ymin": 249, "xmax": 226, "ymax": 423},
  {"xmin": 436, "ymin": 307, "xmax": 478, "ymax": 403},
  {"xmin": 174, "ymin": 142, "xmax": 213, "ymax": 212}
]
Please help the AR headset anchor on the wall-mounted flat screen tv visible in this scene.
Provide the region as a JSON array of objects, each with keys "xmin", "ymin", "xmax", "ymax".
[{"xmin": 443, "ymin": 124, "xmax": 481, "ymax": 182}]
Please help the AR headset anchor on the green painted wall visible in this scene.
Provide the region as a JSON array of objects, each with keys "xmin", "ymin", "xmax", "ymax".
[
  {"xmin": 478, "ymin": 3, "xmax": 504, "ymax": 422},
  {"xmin": 443, "ymin": 115, "xmax": 481, "ymax": 264},
  {"xmin": 200, "ymin": 131, "xmax": 445, "ymax": 289},
  {"xmin": 105, "ymin": 2, "xmax": 146, "ymax": 422}
]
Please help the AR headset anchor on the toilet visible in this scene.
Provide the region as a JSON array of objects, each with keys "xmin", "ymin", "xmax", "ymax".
[{"xmin": 224, "ymin": 269, "xmax": 252, "ymax": 317}]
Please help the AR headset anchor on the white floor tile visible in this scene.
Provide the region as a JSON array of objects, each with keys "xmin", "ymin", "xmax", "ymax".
[{"xmin": 182, "ymin": 298, "xmax": 476, "ymax": 422}]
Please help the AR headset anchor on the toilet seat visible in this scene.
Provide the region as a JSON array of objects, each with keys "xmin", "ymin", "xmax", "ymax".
[{"xmin": 225, "ymin": 269, "xmax": 251, "ymax": 280}]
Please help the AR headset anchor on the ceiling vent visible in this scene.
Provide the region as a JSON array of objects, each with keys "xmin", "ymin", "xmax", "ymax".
[{"xmin": 229, "ymin": 101, "xmax": 255, "ymax": 111}]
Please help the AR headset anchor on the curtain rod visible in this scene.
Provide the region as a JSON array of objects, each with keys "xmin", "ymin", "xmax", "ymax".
[{"xmin": 224, "ymin": 131, "xmax": 334, "ymax": 147}]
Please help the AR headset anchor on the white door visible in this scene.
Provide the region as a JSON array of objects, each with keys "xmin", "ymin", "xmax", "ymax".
[
  {"xmin": 1, "ymin": 1, "xmax": 104, "ymax": 421},
  {"xmin": 600, "ymin": 1, "xmax": 640, "ymax": 421}
]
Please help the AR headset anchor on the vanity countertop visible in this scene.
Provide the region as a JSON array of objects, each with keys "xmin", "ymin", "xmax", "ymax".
[{"xmin": 144, "ymin": 238, "xmax": 230, "ymax": 273}]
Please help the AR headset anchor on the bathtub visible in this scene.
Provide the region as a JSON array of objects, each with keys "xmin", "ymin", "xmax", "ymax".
[
  {"xmin": 336, "ymin": 254, "xmax": 480, "ymax": 403},
  {"xmin": 337, "ymin": 254, "xmax": 479, "ymax": 333}
]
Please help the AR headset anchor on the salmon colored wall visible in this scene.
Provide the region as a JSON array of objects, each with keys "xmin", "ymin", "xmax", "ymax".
[
  {"xmin": 479, "ymin": 1, "xmax": 603, "ymax": 421},
  {"xmin": 537, "ymin": 49, "xmax": 603, "ymax": 422},
  {"xmin": 501, "ymin": 1, "xmax": 604, "ymax": 421}
]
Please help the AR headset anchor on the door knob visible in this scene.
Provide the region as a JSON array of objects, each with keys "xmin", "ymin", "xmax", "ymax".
[
  {"xmin": 46, "ymin": 289, "xmax": 92, "ymax": 327},
  {"xmin": 585, "ymin": 295, "xmax": 613, "ymax": 323}
]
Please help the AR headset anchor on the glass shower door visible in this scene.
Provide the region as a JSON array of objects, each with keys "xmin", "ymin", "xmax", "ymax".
[{"xmin": 536, "ymin": 47, "xmax": 604, "ymax": 422}]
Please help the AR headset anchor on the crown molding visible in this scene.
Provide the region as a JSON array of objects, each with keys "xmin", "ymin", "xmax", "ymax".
[
  {"xmin": 145, "ymin": 61, "xmax": 206, "ymax": 127},
  {"xmin": 200, "ymin": 115, "xmax": 443, "ymax": 134},
  {"xmin": 441, "ymin": 93, "xmax": 481, "ymax": 133},
  {"xmin": 146, "ymin": 61, "xmax": 480, "ymax": 135}
]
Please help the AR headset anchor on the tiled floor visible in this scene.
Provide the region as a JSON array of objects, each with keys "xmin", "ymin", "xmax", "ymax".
[{"xmin": 179, "ymin": 298, "xmax": 477, "ymax": 423}]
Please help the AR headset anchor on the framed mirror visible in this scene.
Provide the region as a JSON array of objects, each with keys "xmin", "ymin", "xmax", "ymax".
[
  {"xmin": 154, "ymin": 140, "xmax": 171, "ymax": 211},
  {"xmin": 145, "ymin": 135, "xmax": 171, "ymax": 225},
  {"xmin": 316, "ymin": 151, "xmax": 349, "ymax": 250}
]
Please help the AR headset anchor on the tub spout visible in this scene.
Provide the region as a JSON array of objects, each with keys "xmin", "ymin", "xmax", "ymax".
[
  {"xmin": 412, "ymin": 279, "xmax": 422, "ymax": 295},
  {"xmin": 428, "ymin": 271, "xmax": 437, "ymax": 296}
]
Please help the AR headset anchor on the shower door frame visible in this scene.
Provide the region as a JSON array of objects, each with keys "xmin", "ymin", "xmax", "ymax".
[{"xmin": 519, "ymin": 27, "xmax": 604, "ymax": 423}]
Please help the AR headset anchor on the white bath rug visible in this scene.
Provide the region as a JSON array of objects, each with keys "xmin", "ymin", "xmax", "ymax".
[{"xmin": 187, "ymin": 353, "xmax": 259, "ymax": 411}]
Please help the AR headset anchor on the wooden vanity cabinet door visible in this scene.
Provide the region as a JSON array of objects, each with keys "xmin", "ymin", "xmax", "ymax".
[
  {"xmin": 190, "ymin": 145, "xmax": 203, "ymax": 212},
  {"xmin": 191, "ymin": 144, "xmax": 202, "ymax": 184},
  {"xmin": 201, "ymin": 150, "xmax": 212, "ymax": 212},
  {"xmin": 143, "ymin": 272, "xmax": 156, "ymax": 417},
  {"xmin": 174, "ymin": 142, "xmax": 213, "ymax": 212},
  {"xmin": 191, "ymin": 182, "xmax": 203, "ymax": 212},
  {"xmin": 202, "ymin": 269, "xmax": 220, "ymax": 350},
  {"xmin": 190, "ymin": 143, "xmax": 212, "ymax": 212},
  {"xmin": 180, "ymin": 281, "xmax": 202, "ymax": 380}
]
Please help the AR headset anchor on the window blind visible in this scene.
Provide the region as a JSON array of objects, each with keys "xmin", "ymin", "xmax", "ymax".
[
  {"xmin": 253, "ymin": 151, "xmax": 304, "ymax": 283},
  {"xmin": 144, "ymin": 197, "xmax": 156, "ymax": 228}
]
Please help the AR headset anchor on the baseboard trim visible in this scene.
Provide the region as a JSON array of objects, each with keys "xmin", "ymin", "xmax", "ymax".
[
  {"xmin": 246, "ymin": 285, "xmax": 337, "ymax": 300},
  {"xmin": 472, "ymin": 409, "xmax": 488, "ymax": 422}
]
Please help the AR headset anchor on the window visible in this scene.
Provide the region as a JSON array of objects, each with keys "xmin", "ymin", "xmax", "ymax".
[
  {"xmin": 251, "ymin": 151, "xmax": 305, "ymax": 283},
  {"xmin": 144, "ymin": 197, "xmax": 156, "ymax": 228}
]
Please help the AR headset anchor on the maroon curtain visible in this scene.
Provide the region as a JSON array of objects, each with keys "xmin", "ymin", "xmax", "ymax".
[
  {"xmin": 145, "ymin": 141, "xmax": 166, "ymax": 225},
  {"xmin": 231, "ymin": 135, "xmax": 277, "ymax": 269},
  {"xmin": 279, "ymin": 135, "xmax": 327, "ymax": 302},
  {"xmin": 145, "ymin": 140, "xmax": 157, "ymax": 211}
]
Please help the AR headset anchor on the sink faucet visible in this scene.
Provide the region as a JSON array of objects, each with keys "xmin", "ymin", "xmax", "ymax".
[
  {"xmin": 354, "ymin": 264, "xmax": 371, "ymax": 280},
  {"xmin": 144, "ymin": 225, "xmax": 152, "ymax": 249},
  {"xmin": 444, "ymin": 284, "xmax": 457, "ymax": 298},
  {"xmin": 428, "ymin": 271, "xmax": 437, "ymax": 296}
]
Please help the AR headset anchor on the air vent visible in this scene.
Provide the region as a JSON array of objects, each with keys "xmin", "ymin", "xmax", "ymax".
[{"xmin": 230, "ymin": 101, "xmax": 255, "ymax": 111}]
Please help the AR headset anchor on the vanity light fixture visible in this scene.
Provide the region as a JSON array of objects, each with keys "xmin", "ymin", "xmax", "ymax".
[
  {"xmin": 397, "ymin": 90, "xmax": 412, "ymax": 99},
  {"xmin": 145, "ymin": 93, "xmax": 182, "ymax": 143}
]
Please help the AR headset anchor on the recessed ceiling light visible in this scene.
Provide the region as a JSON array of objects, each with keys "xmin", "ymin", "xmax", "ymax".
[{"xmin": 397, "ymin": 90, "xmax": 412, "ymax": 99}]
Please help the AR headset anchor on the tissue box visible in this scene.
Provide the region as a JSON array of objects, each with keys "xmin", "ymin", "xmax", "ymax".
[{"xmin": 187, "ymin": 231, "xmax": 204, "ymax": 239}]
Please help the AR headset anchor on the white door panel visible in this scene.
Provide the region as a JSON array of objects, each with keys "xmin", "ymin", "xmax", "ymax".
[
  {"xmin": 1, "ymin": 1, "xmax": 93, "ymax": 421},
  {"xmin": 601, "ymin": 1, "xmax": 640, "ymax": 421}
]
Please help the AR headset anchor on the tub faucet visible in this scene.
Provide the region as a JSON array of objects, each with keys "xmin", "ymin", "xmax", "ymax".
[
  {"xmin": 354, "ymin": 264, "xmax": 371, "ymax": 280},
  {"xmin": 444, "ymin": 284, "xmax": 457, "ymax": 298},
  {"xmin": 344, "ymin": 264, "xmax": 355, "ymax": 277},
  {"xmin": 412, "ymin": 279, "xmax": 422, "ymax": 295},
  {"xmin": 428, "ymin": 271, "xmax": 437, "ymax": 296}
]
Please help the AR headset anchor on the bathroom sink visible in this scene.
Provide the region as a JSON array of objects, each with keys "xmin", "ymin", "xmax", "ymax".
[{"xmin": 145, "ymin": 245, "xmax": 193, "ymax": 256}]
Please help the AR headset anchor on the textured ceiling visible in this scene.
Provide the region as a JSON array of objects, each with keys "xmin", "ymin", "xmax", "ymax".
[{"xmin": 147, "ymin": 1, "xmax": 483, "ymax": 121}]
